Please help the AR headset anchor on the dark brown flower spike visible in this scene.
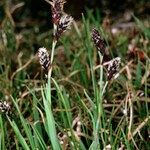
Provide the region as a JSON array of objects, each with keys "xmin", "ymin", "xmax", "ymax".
[
  {"xmin": 92, "ymin": 28, "xmax": 106, "ymax": 56},
  {"xmin": 55, "ymin": 14, "xmax": 73, "ymax": 40},
  {"xmin": 0, "ymin": 101, "xmax": 11, "ymax": 115},
  {"xmin": 51, "ymin": 0, "xmax": 66, "ymax": 25},
  {"xmin": 38, "ymin": 47, "xmax": 50, "ymax": 70},
  {"xmin": 107, "ymin": 57, "xmax": 121, "ymax": 80}
]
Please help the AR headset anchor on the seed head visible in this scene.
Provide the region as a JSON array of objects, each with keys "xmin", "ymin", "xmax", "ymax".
[
  {"xmin": 107, "ymin": 57, "xmax": 121, "ymax": 80},
  {"xmin": 38, "ymin": 47, "xmax": 50, "ymax": 70},
  {"xmin": 0, "ymin": 101, "xmax": 11, "ymax": 115},
  {"xmin": 51, "ymin": 0, "xmax": 66, "ymax": 25},
  {"xmin": 92, "ymin": 28, "xmax": 106, "ymax": 55},
  {"xmin": 55, "ymin": 14, "xmax": 73, "ymax": 40}
]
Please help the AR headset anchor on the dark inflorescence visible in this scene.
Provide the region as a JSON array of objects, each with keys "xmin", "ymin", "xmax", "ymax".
[
  {"xmin": 92, "ymin": 28, "xmax": 121, "ymax": 80},
  {"xmin": 0, "ymin": 101, "xmax": 11, "ymax": 115},
  {"xmin": 55, "ymin": 14, "xmax": 73, "ymax": 40},
  {"xmin": 92, "ymin": 28, "xmax": 106, "ymax": 56},
  {"xmin": 50, "ymin": 0, "xmax": 73, "ymax": 40},
  {"xmin": 51, "ymin": 0, "xmax": 66, "ymax": 25},
  {"xmin": 38, "ymin": 47, "xmax": 50, "ymax": 70},
  {"xmin": 107, "ymin": 57, "xmax": 121, "ymax": 80}
]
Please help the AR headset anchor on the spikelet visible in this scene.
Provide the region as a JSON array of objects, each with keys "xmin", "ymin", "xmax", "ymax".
[
  {"xmin": 107, "ymin": 57, "xmax": 121, "ymax": 80},
  {"xmin": 55, "ymin": 14, "xmax": 73, "ymax": 40},
  {"xmin": 51, "ymin": 0, "xmax": 66, "ymax": 25},
  {"xmin": 92, "ymin": 28, "xmax": 106, "ymax": 55},
  {"xmin": 38, "ymin": 47, "xmax": 50, "ymax": 70},
  {"xmin": 0, "ymin": 101, "xmax": 11, "ymax": 115}
]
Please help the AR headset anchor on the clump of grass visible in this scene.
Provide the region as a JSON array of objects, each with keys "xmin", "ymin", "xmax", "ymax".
[
  {"xmin": 0, "ymin": 0, "xmax": 150, "ymax": 149},
  {"xmin": 38, "ymin": 0, "xmax": 73, "ymax": 149}
]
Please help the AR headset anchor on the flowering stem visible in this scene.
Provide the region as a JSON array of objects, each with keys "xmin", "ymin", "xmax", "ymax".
[
  {"xmin": 50, "ymin": 40, "xmax": 57, "ymax": 64},
  {"xmin": 47, "ymin": 40, "xmax": 57, "ymax": 106},
  {"xmin": 48, "ymin": 40, "xmax": 57, "ymax": 80},
  {"xmin": 47, "ymin": 24, "xmax": 57, "ymax": 106}
]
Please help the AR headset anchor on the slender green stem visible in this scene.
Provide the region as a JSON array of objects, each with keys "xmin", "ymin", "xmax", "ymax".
[
  {"xmin": 48, "ymin": 23, "xmax": 57, "ymax": 80},
  {"xmin": 94, "ymin": 51, "xmax": 106, "ymax": 146},
  {"xmin": 47, "ymin": 24, "xmax": 57, "ymax": 105},
  {"xmin": 48, "ymin": 40, "xmax": 57, "ymax": 79}
]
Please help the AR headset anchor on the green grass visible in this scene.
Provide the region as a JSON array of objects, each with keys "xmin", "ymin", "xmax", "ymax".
[{"xmin": 0, "ymin": 3, "xmax": 150, "ymax": 150}]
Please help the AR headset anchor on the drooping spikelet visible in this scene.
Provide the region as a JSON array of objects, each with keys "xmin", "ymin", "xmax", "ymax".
[
  {"xmin": 92, "ymin": 28, "xmax": 106, "ymax": 55},
  {"xmin": 38, "ymin": 47, "xmax": 50, "ymax": 70},
  {"xmin": 55, "ymin": 14, "xmax": 73, "ymax": 40},
  {"xmin": 91, "ymin": 28, "xmax": 121, "ymax": 80},
  {"xmin": 107, "ymin": 57, "xmax": 121, "ymax": 80},
  {"xmin": 0, "ymin": 101, "xmax": 11, "ymax": 115},
  {"xmin": 51, "ymin": 0, "xmax": 66, "ymax": 25}
]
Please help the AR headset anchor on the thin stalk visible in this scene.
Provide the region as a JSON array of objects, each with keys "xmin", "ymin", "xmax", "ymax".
[
  {"xmin": 48, "ymin": 23, "xmax": 57, "ymax": 80},
  {"xmin": 48, "ymin": 40, "xmax": 57, "ymax": 79},
  {"xmin": 45, "ymin": 24, "xmax": 60, "ymax": 150},
  {"xmin": 94, "ymin": 52, "xmax": 105, "ymax": 147},
  {"xmin": 47, "ymin": 24, "xmax": 57, "ymax": 104}
]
